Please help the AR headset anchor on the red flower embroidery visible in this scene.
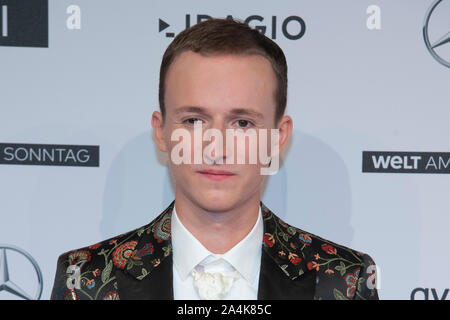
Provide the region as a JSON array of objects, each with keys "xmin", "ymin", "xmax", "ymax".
[
  {"xmin": 307, "ymin": 261, "xmax": 320, "ymax": 271},
  {"xmin": 89, "ymin": 243, "xmax": 101, "ymax": 250},
  {"xmin": 86, "ymin": 279, "xmax": 95, "ymax": 289},
  {"xmin": 152, "ymin": 258, "xmax": 161, "ymax": 267},
  {"xmin": 288, "ymin": 252, "xmax": 302, "ymax": 265},
  {"xmin": 68, "ymin": 250, "xmax": 91, "ymax": 266},
  {"xmin": 298, "ymin": 234, "xmax": 312, "ymax": 246},
  {"xmin": 92, "ymin": 269, "xmax": 101, "ymax": 277},
  {"xmin": 321, "ymin": 244, "xmax": 337, "ymax": 255},
  {"xmin": 344, "ymin": 269, "xmax": 360, "ymax": 299},
  {"xmin": 103, "ymin": 291, "xmax": 120, "ymax": 300},
  {"xmin": 112, "ymin": 240, "xmax": 138, "ymax": 269},
  {"xmin": 263, "ymin": 233, "xmax": 275, "ymax": 247},
  {"xmin": 153, "ymin": 215, "xmax": 171, "ymax": 243},
  {"xmin": 133, "ymin": 242, "xmax": 154, "ymax": 259}
]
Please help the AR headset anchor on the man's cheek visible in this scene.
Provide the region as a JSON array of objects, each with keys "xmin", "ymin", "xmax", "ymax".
[{"xmin": 168, "ymin": 134, "xmax": 194, "ymax": 165}]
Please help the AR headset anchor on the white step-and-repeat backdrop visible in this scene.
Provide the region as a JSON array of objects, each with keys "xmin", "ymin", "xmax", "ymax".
[{"xmin": 1, "ymin": 0, "xmax": 449, "ymax": 300}]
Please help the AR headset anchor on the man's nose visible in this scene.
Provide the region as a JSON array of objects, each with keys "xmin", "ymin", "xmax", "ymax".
[{"xmin": 203, "ymin": 121, "xmax": 229, "ymax": 165}]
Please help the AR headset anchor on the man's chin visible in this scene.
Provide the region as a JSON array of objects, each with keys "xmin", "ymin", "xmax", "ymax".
[{"xmin": 192, "ymin": 192, "xmax": 241, "ymax": 213}]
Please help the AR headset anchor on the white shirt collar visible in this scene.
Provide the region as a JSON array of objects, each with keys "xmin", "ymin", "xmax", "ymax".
[{"xmin": 171, "ymin": 202, "xmax": 263, "ymax": 288}]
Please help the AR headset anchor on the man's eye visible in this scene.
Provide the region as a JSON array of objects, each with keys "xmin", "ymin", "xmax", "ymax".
[
  {"xmin": 236, "ymin": 119, "xmax": 253, "ymax": 128},
  {"xmin": 184, "ymin": 118, "xmax": 203, "ymax": 125}
]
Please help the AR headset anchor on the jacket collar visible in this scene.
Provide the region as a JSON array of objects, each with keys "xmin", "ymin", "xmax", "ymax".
[
  {"xmin": 257, "ymin": 202, "xmax": 316, "ymax": 299},
  {"xmin": 115, "ymin": 200, "xmax": 316, "ymax": 300}
]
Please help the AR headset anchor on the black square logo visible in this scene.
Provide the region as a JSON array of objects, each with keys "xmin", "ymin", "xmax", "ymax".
[{"xmin": 0, "ymin": 0, "xmax": 48, "ymax": 47}]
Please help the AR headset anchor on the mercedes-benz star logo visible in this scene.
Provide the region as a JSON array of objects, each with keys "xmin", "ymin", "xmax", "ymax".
[
  {"xmin": 0, "ymin": 244, "xmax": 43, "ymax": 300},
  {"xmin": 423, "ymin": 0, "xmax": 450, "ymax": 68}
]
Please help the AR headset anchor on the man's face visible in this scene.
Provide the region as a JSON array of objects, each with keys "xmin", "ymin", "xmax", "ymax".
[{"xmin": 155, "ymin": 51, "xmax": 281, "ymax": 212}]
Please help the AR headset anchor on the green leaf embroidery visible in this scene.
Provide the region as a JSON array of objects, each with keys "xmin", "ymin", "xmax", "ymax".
[
  {"xmin": 137, "ymin": 268, "xmax": 148, "ymax": 280},
  {"xmin": 163, "ymin": 245, "xmax": 172, "ymax": 257},
  {"xmin": 334, "ymin": 261, "xmax": 346, "ymax": 277},
  {"xmin": 357, "ymin": 276, "xmax": 365, "ymax": 293},
  {"xmin": 126, "ymin": 261, "xmax": 133, "ymax": 270},
  {"xmin": 287, "ymin": 227, "xmax": 297, "ymax": 235},
  {"xmin": 126, "ymin": 259, "xmax": 143, "ymax": 271},
  {"xmin": 101, "ymin": 260, "xmax": 112, "ymax": 284},
  {"xmin": 97, "ymin": 249, "xmax": 108, "ymax": 257},
  {"xmin": 333, "ymin": 288, "xmax": 348, "ymax": 300},
  {"xmin": 280, "ymin": 264, "xmax": 290, "ymax": 276}
]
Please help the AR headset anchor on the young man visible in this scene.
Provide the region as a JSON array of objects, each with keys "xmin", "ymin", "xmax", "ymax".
[{"xmin": 51, "ymin": 19, "xmax": 378, "ymax": 300}]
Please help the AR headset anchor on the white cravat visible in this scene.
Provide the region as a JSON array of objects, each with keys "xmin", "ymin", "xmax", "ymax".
[
  {"xmin": 171, "ymin": 203, "xmax": 263, "ymax": 300},
  {"xmin": 191, "ymin": 261, "xmax": 240, "ymax": 300}
]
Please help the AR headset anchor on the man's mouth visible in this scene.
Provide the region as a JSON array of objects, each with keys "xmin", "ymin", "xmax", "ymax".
[{"xmin": 196, "ymin": 169, "xmax": 236, "ymax": 181}]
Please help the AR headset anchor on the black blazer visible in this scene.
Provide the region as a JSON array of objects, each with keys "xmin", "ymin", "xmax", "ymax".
[{"xmin": 51, "ymin": 200, "xmax": 379, "ymax": 300}]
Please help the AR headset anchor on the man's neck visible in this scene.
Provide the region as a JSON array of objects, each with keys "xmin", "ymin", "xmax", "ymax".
[{"xmin": 173, "ymin": 192, "xmax": 261, "ymax": 254}]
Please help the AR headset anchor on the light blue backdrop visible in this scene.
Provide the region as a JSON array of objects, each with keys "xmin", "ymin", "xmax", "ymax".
[{"xmin": 1, "ymin": 0, "xmax": 449, "ymax": 300}]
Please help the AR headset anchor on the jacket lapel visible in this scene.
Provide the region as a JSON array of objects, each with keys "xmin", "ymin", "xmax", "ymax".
[
  {"xmin": 115, "ymin": 254, "xmax": 173, "ymax": 300},
  {"xmin": 257, "ymin": 201, "xmax": 317, "ymax": 299},
  {"xmin": 115, "ymin": 200, "xmax": 175, "ymax": 300},
  {"xmin": 257, "ymin": 249, "xmax": 316, "ymax": 299}
]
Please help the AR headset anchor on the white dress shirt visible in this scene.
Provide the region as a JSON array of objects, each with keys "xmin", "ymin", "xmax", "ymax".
[{"xmin": 171, "ymin": 203, "xmax": 263, "ymax": 300}]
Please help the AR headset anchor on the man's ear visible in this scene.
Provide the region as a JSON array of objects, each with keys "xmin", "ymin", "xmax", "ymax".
[
  {"xmin": 272, "ymin": 115, "xmax": 293, "ymax": 158},
  {"xmin": 151, "ymin": 111, "xmax": 168, "ymax": 153}
]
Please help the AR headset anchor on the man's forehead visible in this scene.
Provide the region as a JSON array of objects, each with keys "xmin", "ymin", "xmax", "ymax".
[
  {"xmin": 164, "ymin": 51, "xmax": 277, "ymax": 122},
  {"xmin": 165, "ymin": 51, "xmax": 277, "ymax": 96},
  {"xmin": 169, "ymin": 50, "xmax": 274, "ymax": 72}
]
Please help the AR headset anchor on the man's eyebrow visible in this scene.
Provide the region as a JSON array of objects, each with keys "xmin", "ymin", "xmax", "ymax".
[
  {"xmin": 174, "ymin": 106, "xmax": 210, "ymax": 115},
  {"xmin": 228, "ymin": 108, "xmax": 264, "ymax": 120},
  {"xmin": 174, "ymin": 106, "xmax": 265, "ymax": 120}
]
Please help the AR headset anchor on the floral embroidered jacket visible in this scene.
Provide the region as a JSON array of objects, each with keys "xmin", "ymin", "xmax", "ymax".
[{"xmin": 51, "ymin": 200, "xmax": 379, "ymax": 300}]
